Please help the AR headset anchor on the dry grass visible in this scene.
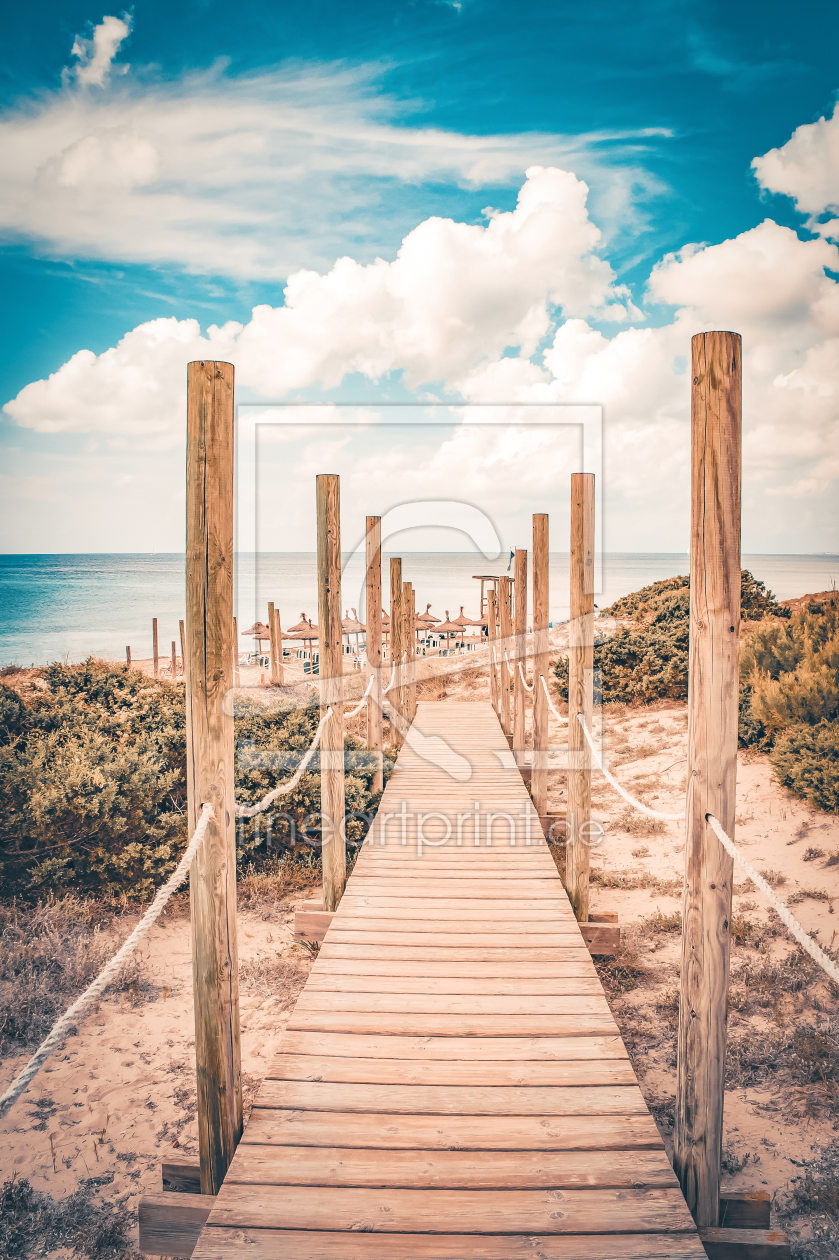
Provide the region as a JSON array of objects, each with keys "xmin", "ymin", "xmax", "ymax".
[
  {"xmin": 0, "ymin": 1175, "xmax": 133, "ymax": 1260},
  {"xmin": 238, "ymin": 951, "xmax": 312, "ymax": 1006},
  {"xmin": 591, "ymin": 867, "xmax": 682, "ymax": 897},
  {"xmin": 0, "ymin": 897, "xmax": 146, "ymax": 1053},
  {"xmin": 617, "ymin": 808, "xmax": 667, "ymax": 837},
  {"xmin": 236, "ymin": 850, "xmax": 323, "ymax": 912}
]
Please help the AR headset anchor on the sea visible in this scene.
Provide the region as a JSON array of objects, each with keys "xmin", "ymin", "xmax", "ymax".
[{"xmin": 1, "ymin": 552, "xmax": 837, "ymax": 667}]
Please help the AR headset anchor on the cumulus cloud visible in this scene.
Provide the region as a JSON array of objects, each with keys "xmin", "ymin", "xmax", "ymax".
[
  {"xmin": 0, "ymin": 29, "xmax": 668, "ymax": 277},
  {"xmin": 753, "ymin": 99, "xmax": 839, "ymax": 241},
  {"xmin": 4, "ymin": 163, "xmax": 838, "ymax": 552},
  {"xmin": 69, "ymin": 15, "xmax": 132, "ymax": 87}
]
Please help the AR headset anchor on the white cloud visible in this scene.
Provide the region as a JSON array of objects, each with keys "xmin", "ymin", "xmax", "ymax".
[
  {"xmin": 752, "ymin": 100, "xmax": 839, "ymax": 241},
  {"xmin": 4, "ymin": 165, "xmax": 839, "ymax": 553},
  {"xmin": 69, "ymin": 15, "xmax": 132, "ymax": 88},
  {"xmin": 0, "ymin": 32, "xmax": 668, "ymax": 277}
]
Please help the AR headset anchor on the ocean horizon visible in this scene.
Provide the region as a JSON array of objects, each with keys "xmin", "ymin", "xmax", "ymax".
[{"xmin": 1, "ymin": 551, "xmax": 837, "ymax": 667}]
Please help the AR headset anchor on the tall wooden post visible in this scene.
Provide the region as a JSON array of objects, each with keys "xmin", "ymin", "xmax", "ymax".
[
  {"xmin": 271, "ymin": 606, "xmax": 284, "ymax": 684},
  {"xmin": 232, "ymin": 616, "xmax": 238, "ymax": 687},
  {"xmin": 171, "ymin": 640, "xmax": 177, "ymax": 679},
  {"xmin": 513, "ymin": 550, "xmax": 528, "ymax": 765},
  {"xmin": 179, "ymin": 620, "xmax": 187, "ymax": 672},
  {"xmin": 390, "ymin": 558, "xmax": 403, "ymax": 747},
  {"xmin": 366, "ymin": 517, "xmax": 383, "ymax": 793},
  {"xmin": 403, "ymin": 581, "xmax": 417, "ymax": 725},
  {"xmin": 268, "ymin": 602, "xmax": 278, "ymax": 684},
  {"xmin": 565, "ymin": 473, "xmax": 595, "ymax": 922},
  {"xmin": 532, "ymin": 514, "xmax": 549, "ymax": 816},
  {"xmin": 499, "ymin": 576, "xmax": 513, "ymax": 739},
  {"xmin": 487, "ymin": 589, "xmax": 500, "ymax": 716},
  {"xmin": 125, "ymin": 646, "xmax": 131, "ymax": 668},
  {"xmin": 317, "ymin": 475, "xmax": 346, "ymax": 913},
  {"xmin": 674, "ymin": 332, "xmax": 742, "ymax": 1226},
  {"xmin": 152, "ymin": 617, "xmax": 159, "ymax": 679},
  {"xmin": 185, "ymin": 359, "xmax": 242, "ymax": 1197}
]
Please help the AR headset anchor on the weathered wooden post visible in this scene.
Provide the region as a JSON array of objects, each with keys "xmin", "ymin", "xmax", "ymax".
[
  {"xmin": 125, "ymin": 646, "xmax": 131, "ymax": 669},
  {"xmin": 499, "ymin": 576, "xmax": 513, "ymax": 739},
  {"xmin": 317, "ymin": 475, "xmax": 346, "ymax": 912},
  {"xmin": 513, "ymin": 549, "xmax": 528, "ymax": 765},
  {"xmin": 271, "ymin": 606, "xmax": 284, "ymax": 685},
  {"xmin": 565, "ymin": 473, "xmax": 595, "ymax": 922},
  {"xmin": 152, "ymin": 617, "xmax": 159, "ymax": 679},
  {"xmin": 390, "ymin": 558, "xmax": 403, "ymax": 747},
  {"xmin": 179, "ymin": 620, "xmax": 187, "ymax": 673},
  {"xmin": 185, "ymin": 359, "xmax": 242, "ymax": 1197},
  {"xmin": 171, "ymin": 640, "xmax": 177, "ymax": 679},
  {"xmin": 531, "ymin": 514, "xmax": 549, "ymax": 816},
  {"xmin": 404, "ymin": 581, "xmax": 417, "ymax": 725},
  {"xmin": 366, "ymin": 517, "xmax": 383, "ymax": 793},
  {"xmin": 674, "ymin": 332, "xmax": 741, "ymax": 1227},
  {"xmin": 232, "ymin": 616, "xmax": 238, "ymax": 687},
  {"xmin": 487, "ymin": 589, "xmax": 500, "ymax": 717},
  {"xmin": 268, "ymin": 602, "xmax": 278, "ymax": 684}
]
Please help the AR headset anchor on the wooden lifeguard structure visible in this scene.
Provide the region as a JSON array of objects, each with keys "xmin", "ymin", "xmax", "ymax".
[{"xmin": 140, "ymin": 334, "xmax": 789, "ymax": 1257}]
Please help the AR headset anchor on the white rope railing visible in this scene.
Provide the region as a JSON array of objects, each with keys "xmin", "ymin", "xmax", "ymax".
[
  {"xmin": 540, "ymin": 674, "xmax": 569, "ymax": 725},
  {"xmin": 0, "ymin": 805, "xmax": 215, "ymax": 1120},
  {"xmin": 518, "ymin": 660, "xmax": 533, "ymax": 691},
  {"xmin": 344, "ymin": 674, "xmax": 375, "ymax": 718},
  {"xmin": 705, "ymin": 814, "xmax": 839, "ymax": 985},
  {"xmin": 577, "ymin": 713, "xmax": 681, "ymax": 819},
  {"xmin": 381, "ymin": 660, "xmax": 397, "ymax": 695},
  {"xmin": 235, "ymin": 708, "xmax": 332, "ymax": 818}
]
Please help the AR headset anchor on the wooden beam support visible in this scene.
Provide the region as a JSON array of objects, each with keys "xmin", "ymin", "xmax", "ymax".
[
  {"xmin": 498, "ymin": 576, "xmax": 513, "ymax": 739},
  {"xmin": 232, "ymin": 616, "xmax": 238, "ymax": 687},
  {"xmin": 674, "ymin": 331, "xmax": 742, "ymax": 1227},
  {"xmin": 153, "ymin": 616, "xmax": 159, "ymax": 678},
  {"xmin": 719, "ymin": 1192, "xmax": 771, "ymax": 1230},
  {"xmin": 513, "ymin": 549, "xmax": 527, "ymax": 765},
  {"xmin": 317, "ymin": 474, "xmax": 346, "ymax": 913},
  {"xmin": 171, "ymin": 640, "xmax": 177, "ymax": 680},
  {"xmin": 185, "ymin": 359, "xmax": 243, "ymax": 1197},
  {"xmin": 179, "ymin": 619, "xmax": 187, "ymax": 677},
  {"xmin": 138, "ymin": 1191, "xmax": 215, "ymax": 1257},
  {"xmin": 531, "ymin": 513, "xmax": 549, "ymax": 816},
  {"xmin": 366, "ymin": 516, "xmax": 383, "ymax": 794},
  {"xmin": 268, "ymin": 601, "xmax": 278, "ymax": 683},
  {"xmin": 698, "ymin": 1227, "xmax": 790, "ymax": 1259},
  {"xmin": 566, "ymin": 472, "xmax": 595, "ymax": 924},
  {"xmin": 162, "ymin": 1158, "xmax": 202, "ymax": 1194},
  {"xmin": 271, "ymin": 605, "xmax": 284, "ymax": 684}
]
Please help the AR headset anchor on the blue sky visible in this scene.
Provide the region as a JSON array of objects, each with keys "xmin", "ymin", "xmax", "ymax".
[{"xmin": 1, "ymin": 2, "xmax": 838, "ymax": 553}]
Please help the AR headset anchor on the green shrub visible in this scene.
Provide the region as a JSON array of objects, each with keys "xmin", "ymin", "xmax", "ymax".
[
  {"xmin": 0, "ymin": 661, "xmax": 390, "ymax": 901},
  {"xmin": 769, "ymin": 722, "xmax": 839, "ymax": 814}
]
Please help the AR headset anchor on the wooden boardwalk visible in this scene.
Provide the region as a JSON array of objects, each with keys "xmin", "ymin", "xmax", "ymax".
[{"xmin": 193, "ymin": 701, "xmax": 703, "ymax": 1259}]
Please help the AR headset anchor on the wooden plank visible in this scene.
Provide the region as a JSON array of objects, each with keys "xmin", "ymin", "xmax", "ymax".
[
  {"xmin": 303, "ymin": 974, "xmax": 604, "ymax": 994},
  {"xmin": 698, "ymin": 1228, "xmax": 791, "ymax": 1259},
  {"xmin": 256, "ymin": 1081, "xmax": 647, "ymax": 1115},
  {"xmin": 207, "ymin": 1184, "xmax": 696, "ymax": 1235},
  {"xmin": 331, "ymin": 918, "xmax": 580, "ymax": 935},
  {"xmin": 317, "ymin": 472, "xmax": 346, "ymax": 911},
  {"xmin": 579, "ymin": 923, "xmax": 620, "ymax": 955},
  {"xmin": 674, "ymin": 330, "xmax": 742, "ymax": 1227},
  {"xmin": 241, "ymin": 1109, "xmax": 664, "ymax": 1150},
  {"xmin": 194, "ymin": 1227, "xmax": 708, "ymax": 1259},
  {"xmin": 185, "ymin": 358, "xmax": 242, "ymax": 1196},
  {"xmin": 331, "ymin": 905, "xmax": 580, "ymax": 923},
  {"xmin": 306, "ymin": 960, "xmax": 601, "ymax": 979},
  {"xmin": 323, "ymin": 931, "xmax": 585, "ymax": 947},
  {"xmin": 277, "ymin": 1031, "xmax": 630, "ymax": 1061},
  {"xmin": 338, "ymin": 897, "xmax": 577, "ymax": 913},
  {"xmin": 317, "ymin": 945, "xmax": 594, "ymax": 963},
  {"xmin": 265, "ymin": 1055, "xmax": 637, "ymax": 1087},
  {"xmin": 138, "ymin": 1191, "xmax": 215, "ymax": 1257},
  {"xmin": 719, "ymin": 1192, "xmax": 771, "ymax": 1230},
  {"xmin": 293, "ymin": 993, "xmax": 612, "ymax": 1016},
  {"xmin": 287, "ymin": 1009, "xmax": 617, "ymax": 1035},
  {"xmin": 226, "ymin": 1145, "xmax": 678, "ymax": 1189}
]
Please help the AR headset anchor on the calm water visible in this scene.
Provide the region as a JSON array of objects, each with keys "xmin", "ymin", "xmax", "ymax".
[{"xmin": 1, "ymin": 553, "xmax": 837, "ymax": 666}]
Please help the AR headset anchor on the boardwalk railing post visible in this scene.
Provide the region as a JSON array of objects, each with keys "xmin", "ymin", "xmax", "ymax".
[
  {"xmin": 499, "ymin": 576, "xmax": 513, "ymax": 740},
  {"xmin": 674, "ymin": 331, "xmax": 742, "ymax": 1227},
  {"xmin": 366, "ymin": 516, "xmax": 383, "ymax": 793},
  {"xmin": 171, "ymin": 640, "xmax": 177, "ymax": 679},
  {"xmin": 232, "ymin": 616, "xmax": 238, "ymax": 687},
  {"xmin": 268, "ymin": 601, "xmax": 278, "ymax": 683},
  {"xmin": 531, "ymin": 513, "xmax": 549, "ymax": 816},
  {"xmin": 317, "ymin": 474, "xmax": 346, "ymax": 912},
  {"xmin": 404, "ymin": 581, "xmax": 417, "ymax": 723},
  {"xmin": 185, "ymin": 359, "xmax": 242, "ymax": 1197},
  {"xmin": 487, "ymin": 589, "xmax": 500, "ymax": 717},
  {"xmin": 565, "ymin": 473, "xmax": 595, "ymax": 922},
  {"xmin": 390, "ymin": 558, "xmax": 403, "ymax": 747},
  {"xmin": 179, "ymin": 620, "xmax": 187, "ymax": 676},
  {"xmin": 271, "ymin": 606, "xmax": 284, "ymax": 685},
  {"xmin": 513, "ymin": 549, "xmax": 528, "ymax": 765},
  {"xmin": 153, "ymin": 617, "xmax": 159, "ymax": 679}
]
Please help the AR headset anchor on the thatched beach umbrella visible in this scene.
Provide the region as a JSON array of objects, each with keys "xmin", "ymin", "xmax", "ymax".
[
  {"xmin": 453, "ymin": 605, "xmax": 482, "ymax": 648},
  {"xmin": 435, "ymin": 611, "xmax": 462, "ymax": 647},
  {"xmin": 242, "ymin": 620, "xmax": 271, "ymax": 653}
]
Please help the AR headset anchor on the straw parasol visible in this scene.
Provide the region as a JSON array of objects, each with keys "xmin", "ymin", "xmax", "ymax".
[
  {"xmin": 434, "ymin": 610, "xmax": 462, "ymax": 646},
  {"xmin": 287, "ymin": 613, "xmax": 315, "ymax": 635},
  {"xmin": 453, "ymin": 605, "xmax": 482, "ymax": 648},
  {"xmin": 242, "ymin": 621, "xmax": 271, "ymax": 652},
  {"xmin": 344, "ymin": 608, "xmax": 366, "ymax": 654}
]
